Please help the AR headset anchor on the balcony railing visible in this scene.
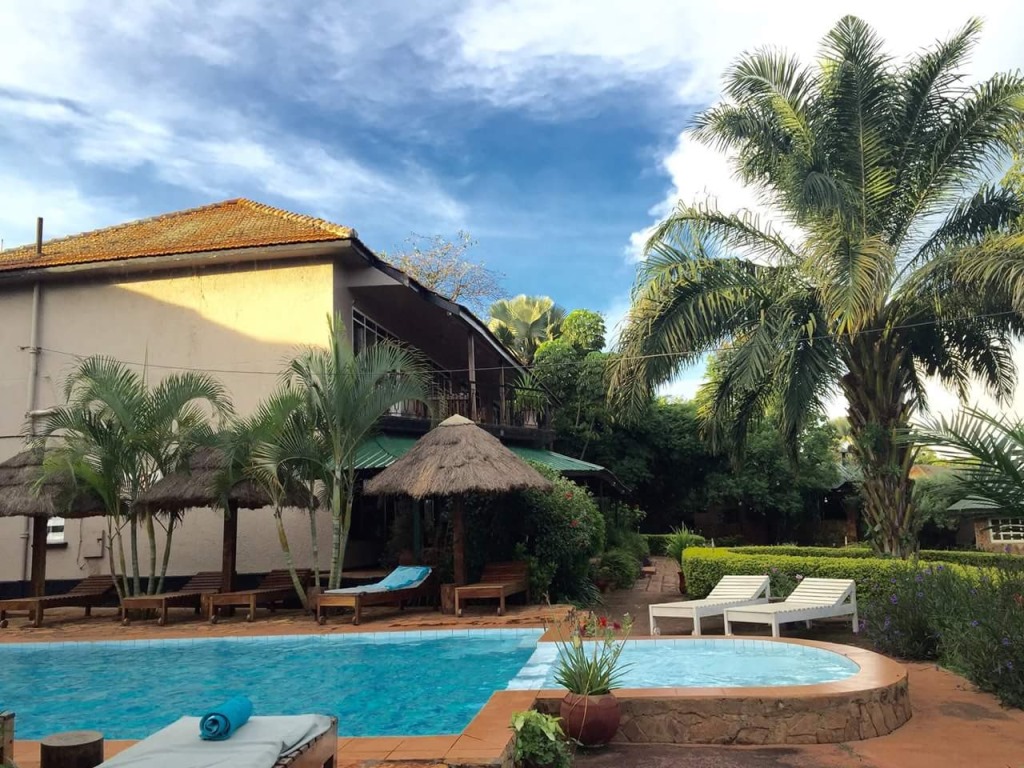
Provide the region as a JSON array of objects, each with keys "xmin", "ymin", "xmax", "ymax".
[{"xmin": 388, "ymin": 393, "xmax": 545, "ymax": 429}]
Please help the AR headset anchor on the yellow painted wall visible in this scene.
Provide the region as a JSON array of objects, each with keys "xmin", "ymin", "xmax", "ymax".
[{"xmin": 0, "ymin": 259, "xmax": 372, "ymax": 584}]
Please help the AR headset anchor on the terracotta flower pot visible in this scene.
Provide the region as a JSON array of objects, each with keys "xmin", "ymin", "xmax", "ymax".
[{"xmin": 559, "ymin": 692, "xmax": 620, "ymax": 747}]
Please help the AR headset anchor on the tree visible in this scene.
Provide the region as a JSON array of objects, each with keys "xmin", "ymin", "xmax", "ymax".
[
  {"xmin": 37, "ymin": 357, "xmax": 232, "ymax": 596},
  {"xmin": 282, "ymin": 314, "xmax": 432, "ymax": 589},
  {"xmin": 610, "ymin": 17, "xmax": 1024, "ymax": 556},
  {"xmin": 488, "ymin": 295, "xmax": 567, "ymax": 363},
  {"xmin": 533, "ymin": 339, "xmax": 611, "ymax": 460},
  {"xmin": 561, "ymin": 310, "xmax": 606, "ymax": 353},
  {"xmin": 384, "ymin": 231, "xmax": 504, "ymax": 313}
]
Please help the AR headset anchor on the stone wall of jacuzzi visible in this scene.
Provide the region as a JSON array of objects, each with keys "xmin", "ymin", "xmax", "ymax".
[{"xmin": 532, "ymin": 639, "xmax": 911, "ymax": 745}]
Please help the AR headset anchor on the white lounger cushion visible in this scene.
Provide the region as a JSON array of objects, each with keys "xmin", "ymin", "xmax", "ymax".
[
  {"xmin": 649, "ymin": 575, "xmax": 771, "ymax": 636},
  {"xmin": 723, "ymin": 578, "xmax": 858, "ymax": 638},
  {"xmin": 99, "ymin": 715, "xmax": 333, "ymax": 768}
]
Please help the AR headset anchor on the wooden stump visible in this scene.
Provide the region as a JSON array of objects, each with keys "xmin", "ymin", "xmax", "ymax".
[
  {"xmin": 40, "ymin": 730, "xmax": 104, "ymax": 768},
  {"xmin": 440, "ymin": 583, "xmax": 456, "ymax": 615},
  {"xmin": 0, "ymin": 711, "xmax": 14, "ymax": 767}
]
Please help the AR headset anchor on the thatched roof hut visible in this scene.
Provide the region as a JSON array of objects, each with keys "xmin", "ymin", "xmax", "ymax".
[
  {"xmin": 0, "ymin": 448, "xmax": 105, "ymax": 596},
  {"xmin": 0, "ymin": 449, "xmax": 105, "ymax": 519},
  {"xmin": 364, "ymin": 415, "xmax": 552, "ymax": 585},
  {"xmin": 364, "ymin": 415, "xmax": 553, "ymax": 499},
  {"xmin": 137, "ymin": 446, "xmax": 310, "ymax": 592},
  {"xmin": 138, "ymin": 446, "xmax": 290, "ymax": 512}
]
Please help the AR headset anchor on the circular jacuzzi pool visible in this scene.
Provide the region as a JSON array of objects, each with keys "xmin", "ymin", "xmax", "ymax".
[{"xmin": 511, "ymin": 637, "xmax": 860, "ymax": 688}]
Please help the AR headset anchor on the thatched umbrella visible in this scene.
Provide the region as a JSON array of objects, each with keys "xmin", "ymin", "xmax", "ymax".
[
  {"xmin": 137, "ymin": 446, "xmax": 309, "ymax": 592},
  {"xmin": 363, "ymin": 415, "xmax": 553, "ymax": 585},
  {"xmin": 0, "ymin": 449, "xmax": 106, "ymax": 596}
]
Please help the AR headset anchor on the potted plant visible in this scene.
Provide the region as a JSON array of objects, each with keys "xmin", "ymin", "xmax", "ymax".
[
  {"xmin": 510, "ymin": 710, "xmax": 571, "ymax": 768},
  {"xmin": 553, "ymin": 610, "xmax": 633, "ymax": 747}
]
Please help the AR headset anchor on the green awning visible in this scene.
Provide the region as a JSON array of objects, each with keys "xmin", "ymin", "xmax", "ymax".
[{"xmin": 354, "ymin": 434, "xmax": 624, "ymax": 490}]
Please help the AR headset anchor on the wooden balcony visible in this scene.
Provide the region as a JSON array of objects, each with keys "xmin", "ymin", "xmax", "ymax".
[{"xmin": 381, "ymin": 394, "xmax": 552, "ymax": 446}]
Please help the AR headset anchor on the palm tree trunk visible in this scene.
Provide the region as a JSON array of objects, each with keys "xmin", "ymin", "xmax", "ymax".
[
  {"xmin": 338, "ymin": 483, "xmax": 354, "ymax": 586},
  {"xmin": 145, "ymin": 509, "xmax": 157, "ymax": 594},
  {"xmin": 106, "ymin": 522, "xmax": 125, "ymax": 602},
  {"xmin": 113, "ymin": 517, "xmax": 130, "ymax": 597},
  {"xmin": 842, "ymin": 347, "xmax": 918, "ymax": 557},
  {"xmin": 273, "ymin": 507, "xmax": 309, "ymax": 610},
  {"xmin": 308, "ymin": 493, "xmax": 321, "ymax": 590},
  {"xmin": 156, "ymin": 515, "xmax": 176, "ymax": 594},
  {"xmin": 329, "ymin": 472, "xmax": 344, "ymax": 589},
  {"xmin": 129, "ymin": 514, "xmax": 141, "ymax": 596}
]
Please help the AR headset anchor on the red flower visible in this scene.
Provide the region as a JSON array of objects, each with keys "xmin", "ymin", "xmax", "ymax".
[
  {"xmin": 565, "ymin": 492, "xmax": 574, "ymax": 500},
  {"xmin": 613, "ymin": 621, "xmax": 622, "ymax": 630},
  {"xmin": 569, "ymin": 518, "xmax": 579, "ymax": 528},
  {"xmin": 598, "ymin": 616, "xmax": 608, "ymax": 628}
]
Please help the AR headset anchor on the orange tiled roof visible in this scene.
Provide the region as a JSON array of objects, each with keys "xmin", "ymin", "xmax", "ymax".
[{"xmin": 0, "ymin": 198, "xmax": 355, "ymax": 274}]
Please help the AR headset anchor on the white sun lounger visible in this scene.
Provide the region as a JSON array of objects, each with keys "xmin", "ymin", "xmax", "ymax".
[
  {"xmin": 98, "ymin": 715, "xmax": 337, "ymax": 768},
  {"xmin": 723, "ymin": 577, "xmax": 858, "ymax": 638},
  {"xmin": 649, "ymin": 575, "xmax": 771, "ymax": 636}
]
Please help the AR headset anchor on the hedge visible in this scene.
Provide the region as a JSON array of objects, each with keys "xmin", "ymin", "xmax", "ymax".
[
  {"xmin": 731, "ymin": 545, "xmax": 1020, "ymax": 569},
  {"xmin": 682, "ymin": 547, "xmax": 979, "ymax": 602}
]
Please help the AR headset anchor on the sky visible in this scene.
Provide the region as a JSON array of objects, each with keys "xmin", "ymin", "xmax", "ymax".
[{"xmin": 3, "ymin": 1, "xmax": 1024, "ymax": 410}]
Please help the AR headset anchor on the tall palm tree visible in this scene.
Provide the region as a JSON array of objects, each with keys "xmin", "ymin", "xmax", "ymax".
[
  {"xmin": 488, "ymin": 295, "xmax": 566, "ymax": 363},
  {"xmin": 36, "ymin": 357, "xmax": 232, "ymax": 595},
  {"xmin": 283, "ymin": 314, "xmax": 432, "ymax": 589},
  {"xmin": 610, "ymin": 17, "xmax": 1024, "ymax": 556}
]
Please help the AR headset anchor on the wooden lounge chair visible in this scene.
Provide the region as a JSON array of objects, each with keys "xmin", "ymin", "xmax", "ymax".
[
  {"xmin": 0, "ymin": 574, "xmax": 115, "ymax": 628},
  {"xmin": 119, "ymin": 571, "xmax": 223, "ymax": 626},
  {"xmin": 723, "ymin": 577, "xmax": 858, "ymax": 638},
  {"xmin": 649, "ymin": 574, "xmax": 771, "ymax": 636},
  {"xmin": 205, "ymin": 569, "xmax": 311, "ymax": 623},
  {"xmin": 97, "ymin": 715, "xmax": 338, "ymax": 768},
  {"xmin": 312, "ymin": 566, "xmax": 437, "ymax": 626},
  {"xmin": 455, "ymin": 561, "xmax": 529, "ymax": 617}
]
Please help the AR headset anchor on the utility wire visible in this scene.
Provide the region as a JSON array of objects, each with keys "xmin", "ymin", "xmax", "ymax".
[{"xmin": 14, "ymin": 308, "xmax": 1020, "ymax": 378}]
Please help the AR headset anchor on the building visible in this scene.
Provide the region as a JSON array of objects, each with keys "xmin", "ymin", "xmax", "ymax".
[
  {"xmin": 0, "ymin": 199, "xmax": 609, "ymax": 593},
  {"xmin": 947, "ymin": 498, "xmax": 1024, "ymax": 554}
]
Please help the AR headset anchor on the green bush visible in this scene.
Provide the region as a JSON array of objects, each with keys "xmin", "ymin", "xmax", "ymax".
[
  {"xmin": 681, "ymin": 547, "xmax": 974, "ymax": 601},
  {"xmin": 598, "ymin": 548, "xmax": 640, "ymax": 589},
  {"xmin": 510, "ymin": 710, "xmax": 571, "ymax": 768},
  {"xmin": 607, "ymin": 529, "xmax": 649, "ymax": 563},
  {"xmin": 645, "ymin": 534, "xmax": 672, "ymax": 556},
  {"xmin": 862, "ymin": 564, "xmax": 1024, "ymax": 708},
  {"xmin": 666, "ymin": 527, "xmax": 707, "ymax": 564},
  {"xmin": 733, "ymin": 545, "xmax": 1020, "ymax": 568}
]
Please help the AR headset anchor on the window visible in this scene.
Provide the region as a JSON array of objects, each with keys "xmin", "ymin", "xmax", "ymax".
[
  {"xmin": 989, "ymin": 518, "xmax": 1024, "ymax": 543},
  {"xmin": 46, "ymin": 516, "xmax": 66, "ymax": 544}
]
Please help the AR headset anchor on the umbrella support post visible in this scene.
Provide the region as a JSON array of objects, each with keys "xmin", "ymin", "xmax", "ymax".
[
  {"xmin": 452, "ymin": 497, "xmax": 466, "ymax": 586},
  {"xmin": 221, "ymin": 503, "xmax": 238, "ymax": 616},
  {"xmin": 30, "ymin": 515, "xmax": 48, "ymax": 598}
]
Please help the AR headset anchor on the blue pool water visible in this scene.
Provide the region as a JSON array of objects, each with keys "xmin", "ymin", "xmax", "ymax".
[
  {"xmin": 509, "ymin": 638, "xmax": 860, "ymax": 689},
  {"xmin": 0, "ymin": 630, "xmax": 542, "ymax": 739}
]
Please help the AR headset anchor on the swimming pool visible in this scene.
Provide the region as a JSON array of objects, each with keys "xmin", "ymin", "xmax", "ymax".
[
  {"xmin": 0, "ymin": 630, "xmax": 542, "ymax": 739},
  {"xmin": 509, "ymin": 638, "xmax": 860, "ymax": 689}
]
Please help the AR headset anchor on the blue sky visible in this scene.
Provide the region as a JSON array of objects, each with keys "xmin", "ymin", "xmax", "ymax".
[{"xmin": 3, "ymin": 1, "xmax": 1024, "ymax": 401}]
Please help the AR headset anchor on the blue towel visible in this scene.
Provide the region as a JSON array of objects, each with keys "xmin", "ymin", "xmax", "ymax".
[
  {"xmin": 380, "ymin": 566, "xmax": 431, "ymax": 591},
  {"xmin": 199, "ymin": 696, "xmax": 254, "ymax": 741}
]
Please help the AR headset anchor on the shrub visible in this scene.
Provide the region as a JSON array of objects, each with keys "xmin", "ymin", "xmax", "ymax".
[
  {"xmin": 861, "ymin": 562, "xmax": 959, "ymax": 660},
  {"xmin": 598, "ymin": 548, "xmax": 640, "ymax": 589},
  {"xmin": 666, "ymin": 526, "xmax": 707, "ymax": 565},
  {"xmin": 510, "ymin": 710, "xmax": 571, "ymax": 768},
  {"xmin": 681, "ymin": 547, "xmax": 974, "ymax": 601},
  {"xmin": 732, "ymin": 545, "xmax": 1020, "ymax": 568},
  {"xmin": 608, "ymin": 530, "xmax": 649, "ymax": 563},
  {"xmin": 644, "ymin": 534, "xmax": 672, "ymax": 556}
]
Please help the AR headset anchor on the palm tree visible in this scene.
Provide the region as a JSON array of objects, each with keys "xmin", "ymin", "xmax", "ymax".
[
  {"xmin": 36, "ymin": 357, "xmax": 232, "ymax": 595},
  {"xmin": 914, "ymin": 407, "xmax": 1024, "ymax": 515},
  {"xmin": 488, "ymin": 295, "xmax": 566, "ymax": 363},
  {"xmin": 283, "ymin": 314, "xmax": 432, "ymax": 589},
  {"xmin": 610, "ymin": 17, "xmax": 1024, "ymax": 556}
]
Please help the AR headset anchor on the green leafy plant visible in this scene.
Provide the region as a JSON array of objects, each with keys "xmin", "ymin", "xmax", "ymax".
[
  {"xmin": 597, "ymin": 548, "xmax": 640, "ymax": 589},
  {"xmin": 510, "ymin": 710, "xmax": 571, "ymax": 768},
  {"xmin": 554, "ymin": 610, "xmax": 633, "ymax": 695},
  {"xmin": 665, "ymin": 525, "xmax": 707, "ymax": 565}
]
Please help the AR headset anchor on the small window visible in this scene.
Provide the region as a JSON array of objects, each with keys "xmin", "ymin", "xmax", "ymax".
[
  {"xmin": 47, "ymin": 516, "xmax": 66, "ymax": 544},
  {"xmin": 989, "ymin": 518, "xmax": 1024, "ymax": 542}
]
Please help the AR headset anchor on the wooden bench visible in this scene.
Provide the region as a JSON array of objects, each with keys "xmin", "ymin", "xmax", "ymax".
[
  {"xmin": 454, "ymin": 561, "xmax": 529, "ymax": 617},
  {"xmin": 205, "ymin": 569, "xmax": 311, "ymax": 623},
  {"xmin": 119, "ymin": 571, "xmax": 223, "ymax": 626}
]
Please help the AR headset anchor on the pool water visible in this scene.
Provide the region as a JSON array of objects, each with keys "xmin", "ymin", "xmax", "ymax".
[
  {"xmin": 0, "ymin": 630, "xmax": 542, "ymax": 739},
  {"xmin": 509, "ymin": 638, "xmax": 860, "ymax": 689}
]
